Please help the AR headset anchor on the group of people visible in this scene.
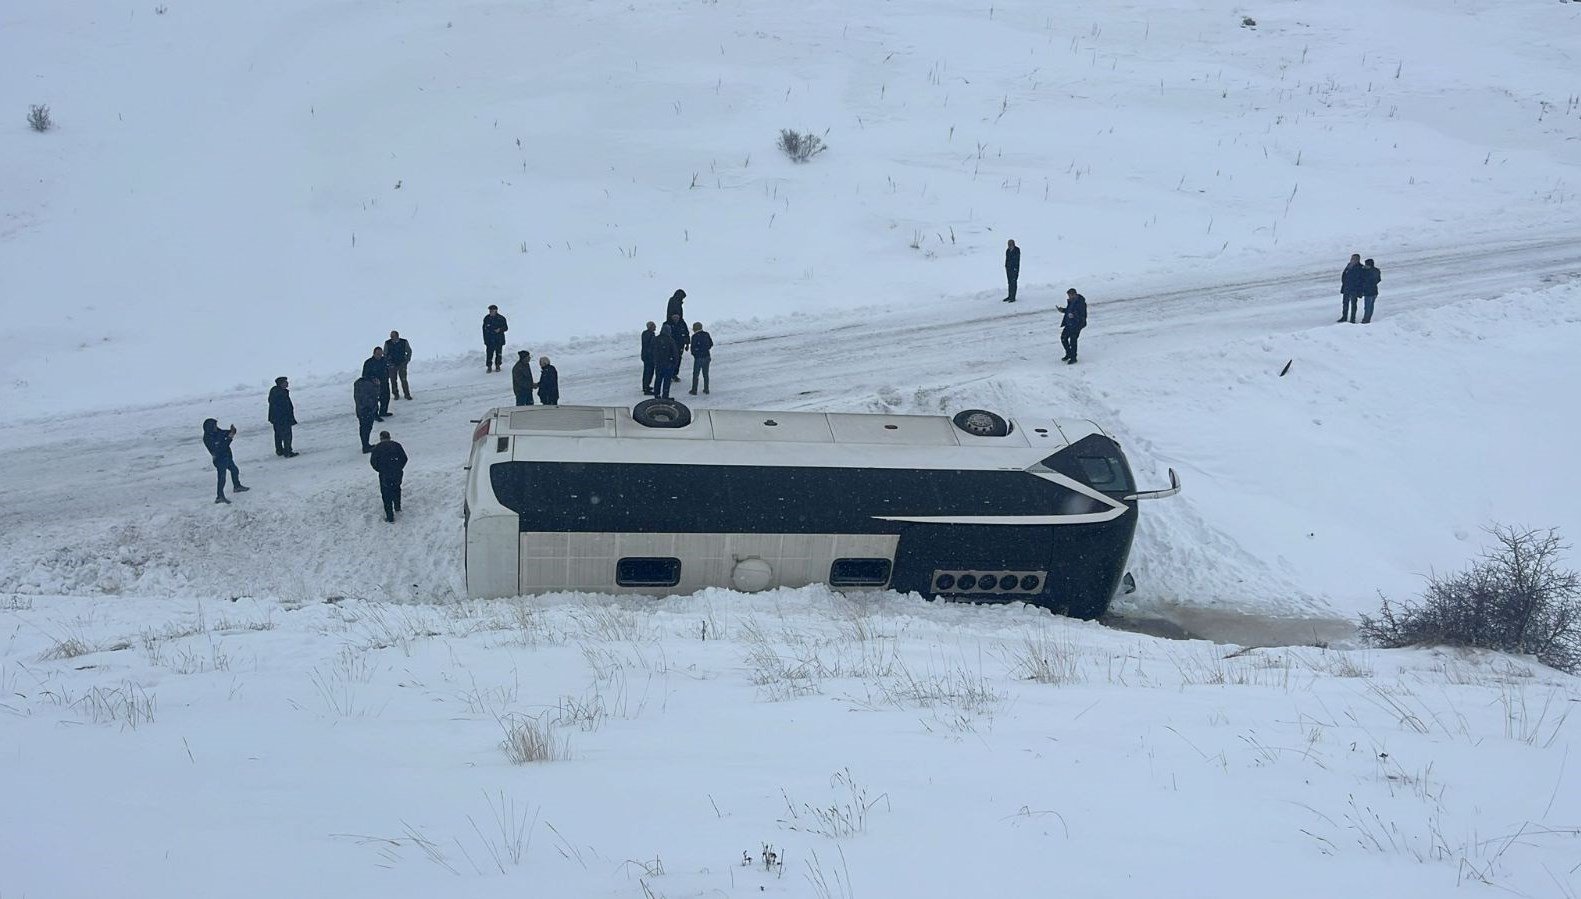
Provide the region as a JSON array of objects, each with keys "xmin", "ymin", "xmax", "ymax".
[
  {"xmin": 480, "ymin": 303, "xmax": 561, "ymax": 407},
  {"xmin": 639, "ymin": 290, "xmax": 715, "ymax": 398},
  {"xmin": 1340, "ymin": 254, "xmax": 1383, "ymax": 324},
  {"xmin": 1001, "ymin": 238, "xmax": 1088, "ymax": 363}
]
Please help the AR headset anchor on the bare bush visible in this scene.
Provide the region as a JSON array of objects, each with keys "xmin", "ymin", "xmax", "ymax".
[
  {"xmin": 778, "ymin": 129, "xmax": 828, "ymax": 163},
  {"xmin": 28, "ymin": 104, "xmax": 53, "ymax": 132},
  {"xmin": 1359, "ymin": 526, "xmax": 1581, "ymax": 673},
  {"xmin": 499, "ymin": 714, "xmax": 566, "ymax": 764}
]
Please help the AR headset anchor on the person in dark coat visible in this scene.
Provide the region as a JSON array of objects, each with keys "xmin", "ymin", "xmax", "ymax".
[
  {"xmin": 267, "ymin": 376, "xmax": 299, "ymax": 458},
  {"xmin": 369, "ymin": 430, "xmax": 408, "ymax": 523},
  {"xmin": 651, "ymin": 326, "xmax": 677, "ymax": 399},
  {"xmin": 354, "ymin": 376, "xmax": 381, "ymax": 453},
  {"xmin": 537, "ymin": 356, "xmax": 560, "ymax": 405},
  {"xmin": 361, "ymin": 346, "xmax": 390, "ymax": 419},
  {"xmin": 511, "ymin": 350, "xmax": 536, "ymax": 406},
  {"xmin": 482, "ymin": 305, "xmax": 509, "ymax": 372},
  {"xmin": 1340, "ymin": 253, "xmax": 1364, "ymax": 323},
  {"xmin": 202, "ymin": 418, "xmax": 249, "ymax": 504},
  {"xmin": 1360, "ymin": 259, "xmax": 1382, "ymax": 324},
  {"xmin": 383, "ymin": 330, "xmax": 413, "ymax": 400},
  {"xmin": 688, "ymin": 321, "xmax": 713, "ymax": 395},
  {"xmin": 661, "ymin": 313, "xmax": 689, "ymax": 383},
  {"xmin": 640, "ymin": 321, "xmax": 657, "ymax": 395},
  {"xmin": 666, "ymin": 289, "xmax": 686, "ymax": 322},
  {"xmin": 1058, "ymin": 288, "xmax": 1088, "ymax": 364},
  {"xmin": 1003, "ymin": 239, "xmax": 1021, "ymax": 302}
]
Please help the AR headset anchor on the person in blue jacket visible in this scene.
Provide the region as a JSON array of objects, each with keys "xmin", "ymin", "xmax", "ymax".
[
  {"xmin": 1059, "ymin": 288, "xmax": 1088, "ymax": 364},
  {"xmin": 1360, "ymin": 258, "xmax": 1382, "ymax": 323},
  {"xmin": 202, "ymin": 418, "xmax": 249, "ymax": 504}
]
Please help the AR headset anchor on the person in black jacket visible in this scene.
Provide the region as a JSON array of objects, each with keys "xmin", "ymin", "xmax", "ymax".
[
  {"xmin": 353, "ymin": 376, "xmax": 381, "ymax": 453},
  {"xmin": 482, "ymin": 305, "xmax": 509, "ymax": 372},
  {"xmin": 688, "ymin": 322, "xmax": 713, "ymax": 395},
  {"xmin": 666, "ymin": 289, "xmax": 686, "ymax": 323},
  {"xmin": 537, "ymin": 356, "xmax": 560, "ymax": 406},
  {"xmin": 369, "ymin": 431, "xmax": 408, "ymax": 523},
  {"xmin": 661, "ymin": 313, "xmax": 689, "ymax": 383},
  {"xmin": 383, "ymin": 331, "xmax": 413, "ymax": 400},
  {"xmin": 202, "ymin": 418, "xmax": 249, "ymax": 504},
  {"xmin": 1361, "ymin": 258, "xmax": 1382, "ymax": 324},
  {"xmin": 1003, "ymin": 239, "xmax": 1021, "ymax": 303},
  {"xmin": 1340, "ymin": 253, "xmax": 1364, "ymax": 323},
  {"xmin": 511, "ymin": 350, "xmax": 536, "ymax": 406},
  {"xmin": 267, "ymin": 376, "xmax": 299, "ymax": 457},
  {"xmin": 362, "ymin": 347, "xmax": 390, "ymax": 419},
  {"xmin": 651, "ymin": 326, "xmax": 677, "ymax": 399},
  {"xmin": 640, "ymin": 321, "xmax": 657, "ymax": 395},
  {"xmin": 1058, "ymin": 288, "xmax": 1088, "ymax": 364}
]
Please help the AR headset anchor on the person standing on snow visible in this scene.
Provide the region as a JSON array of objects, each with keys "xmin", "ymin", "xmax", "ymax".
[
  {"xmin": 1340, "ymin": 253, "xmax": 1365, "ymax": 324},
  {"xmin": 537, "ymin": 356, "xmax": 560, "ymax": 406},
  {"xmin": 660, "ymin": 313, "xmax": 689, "ymax": 384},
  {"xmin": 511, "ymin": 350, "xmax": 536, "ymax": 406},
  {"xmin": 369, "ymin": 430, "xmax": 408, "ymax": 523},
  {"xmin": 666, "ymin": 289, "xmax": 686, "ymax": 323},
  {"xmin": 688, "ymin": 321, "xmax": 713, "ymax": 395},
  {"xmin": 361, "ymin": 346, "xmax": 391, "ymax": 420},
  {"xmin": 1058, "ymin": 288, "xmax": 1088, "ymax": 364},
  {"xmin": 1360, "ymin": 259, "xmax": 1382, "ymax": 324},
  {"xmin": 640, "ymin": 321, "xmax": 658, "ymax": 395},
  {"xmin": 383, "ymin": 330, "xmax": 413, "ymax": 400},
  {"xmin": 354, "ymin": 375, "xmax": 381, "ymax": 453},
  {"xmin": 267, "ymin": 376, "xmax": 299, "ymax": 458},
  {"xmin": 651, "ymin": 324, "xmax": 677, "ymax": 399},
  {"xmin": 1003, "ymin": 239, "xmax": 1021, "ymax": 303},
  {"xmin": 482, "ymin": 304, "xmax": 509, "ymax": 372},
  {"xmin": 202, "ymin": 418, "xmax": 249, "ymax": 504}
]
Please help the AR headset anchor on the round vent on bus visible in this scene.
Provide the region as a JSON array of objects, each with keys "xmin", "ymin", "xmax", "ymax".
[
  {"xmin": 632, "ymin": 398, "xmax": 693, "ymax": 428},
  {"xmin": 952, "ymin": 409, "xmax": 1010, "ymax": 437}
]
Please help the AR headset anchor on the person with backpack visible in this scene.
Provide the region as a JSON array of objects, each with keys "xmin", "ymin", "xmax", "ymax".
[
  {"xmin": 354, "ymin": 375, "xmax": 381, "ymax": 453},
  {"xmin": 267, "ymin": 376, "xmax": 299, "ymax": 458},
  {"xmin": 537, "ymin": 356, "xmax": 560, "ymax": 406},
  {"xmin": 482, "ymin": 305, "xmax": 509, "ymax": 372},
  {"xmin": 640, "ymin": 321, "xmax": 658, "ymax": 395},
  {"xmin": 1058, "ymin": 288, "xmax": 1088, "ymax": 364},
  {"xmin": 368, "ymin": 431, "xmax": 408, "ymax": 523},
  {"xmin": 1360, "ymin": 258, "xmax": 1382, "ymax": 324},
  {"xmin": 511, "ymin": 350, "xmax": 536, "ymax": 406},
  {"xmin": 383, "ymin": 330, "xmax": 413, "ymax": 400},
  {"xmin": 688, "ymin": 321, "xmax": 713, "ymax": 395},
  {"xmin": 202, "ymin": 418, "xmax": 249, "ymax": 504}
]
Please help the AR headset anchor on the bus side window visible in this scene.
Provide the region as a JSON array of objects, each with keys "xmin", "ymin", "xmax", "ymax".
[
  {"xmin": 616, "ymin": 558, "xmax": 682, "ymax": 587},
  {"xmin": 829, "ymin": 558, "xmax": 892, "ymax": 587}
]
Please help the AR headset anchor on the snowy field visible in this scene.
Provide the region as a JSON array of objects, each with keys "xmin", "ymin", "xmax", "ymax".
[{"xmin": 4, "ymin": 0, "xmax": 1581, "ymax": 896}]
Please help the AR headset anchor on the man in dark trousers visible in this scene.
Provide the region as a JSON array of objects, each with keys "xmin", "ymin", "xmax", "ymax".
[
  {"xmin": 267, "ymin": 376, "xmax": 299, "ymax": 457},
  {"xmin": 369, "ymin": 430, "xmax": 408, "ymax": 523},
  {"xmin": 1003, "ymin": 239, "xmax": 1021, "ymax": 302},
  {"xmin": 640, "ymin": 321, "xmax": 657, "ymax": 395},
  {"xmin": 384, "ymin": 330, "xmax": 413, "ymax": 400},
  {"xmin": 362, "ymin": 346, "xmax": 390, "ymax": 419},
  {"xmin": 1360, "ymin": 258, "xmax": 1382, "ymax": 324},
  {"xmin": 354, "ymin": 375, "xmax": 381, "ymax": 453},
  {"xmin": 1340, "ymin": 253, "xmax": 1364, "ymax": 323},
  {"xmin": 666, "ymin": 289, "xmax": 686, "ymax": 323},
  {"xmin": 511, "ymin": 350, "xmax": 536, "ymax": 406},
  {"xmin": 537, "ymin": 355, "xmax": 560, "ymax": 405},
  {"xmin": 688, "ymin": 321, "xmax": 713, "ymax": 395},
  {"xmin": 1058, "ymin": 288, "xmax": 1088, "ymax": 364},
  {"xmin": 661, "ymin": 313, "xmax": 689, "ymax": 384},
  {"xmin": 482, "ymin": 305, "xmax": 509, "ymax": 371},
  {"xmin": 202, "ymin": 418, "xmax": 249, "ymax": 504},
  {"xmin": 651, "ymin": 324, "xmax": 677, "ymax": 399}
]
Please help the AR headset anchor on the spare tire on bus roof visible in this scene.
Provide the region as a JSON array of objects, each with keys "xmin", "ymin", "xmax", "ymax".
[
  {"xmin": 632, "ymin": 398, "xmax": 693, "ymax": 428},
  {"xmin": 952, "ymin": 409, "xmax": 1010, "ymax": 437}
]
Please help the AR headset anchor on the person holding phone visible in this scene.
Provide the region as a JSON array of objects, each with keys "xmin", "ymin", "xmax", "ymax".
[{"xmin": 202, "ymin": 418, "xmax": 249, "ymax": 504}]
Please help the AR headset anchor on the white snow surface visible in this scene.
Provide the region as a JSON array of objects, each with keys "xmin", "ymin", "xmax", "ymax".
[{"xmin": 4, "ymin": 0, "xmax": 1581, "ymax": 896}]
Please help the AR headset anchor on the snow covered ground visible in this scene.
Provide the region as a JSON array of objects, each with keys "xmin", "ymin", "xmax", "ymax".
[{"xmin": 4, "ymin": 0, "xmax": 1581, "ymax": 895}]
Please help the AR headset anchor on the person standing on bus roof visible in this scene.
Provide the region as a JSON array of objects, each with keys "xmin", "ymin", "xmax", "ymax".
[
  {"xmin": 511, "ymin": 350, "xmax": 536, "ymax": 406},
  {"xmin": 383, "ymin": 330, "xmax": 413, "ymax": 400},
  {"xmin": 354, "ymin": 375, "xmax": 380, "ymax": 453},
  {"xmin": 1059, "ymin": 288, "xmax": 1087, "ymax": 364},
  {"xmin": 482, "ymin": 304, "xmax": 509, "ymax": 372},
  {"xmin": 651, "ymin": 324, "xmax": 677, "ymax": 399},
  {"xmin": 1003, "ymin": 239, "xmax": 1020, "ymax": 303},
  {"xmin": 640, "ymin": 321, "xmax": 657, "ymax": 395},
  {"xmin": 202, "ymin": 418, "xmax": 249, "ymax": 503},
  {"xmin": 537, "ymin": 356, "xmax": 560, "ymax": 406},
  {"xmin": 361, "ymin": 346, "xmax": 390, "ymax": 420},
  {"xmin": 369, "ymin": 430, "xmax": 407, "ymax": 523},
  {"xmin": 688, "ymin": 321, "xmax": 713, "ymax": 395},
  {"xmin": 267, "ymin": 376, "xmax": 298, "ymax": 458}
]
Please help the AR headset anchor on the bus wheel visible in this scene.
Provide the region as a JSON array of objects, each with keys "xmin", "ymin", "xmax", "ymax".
[
  {"xmin": 633, "ymin": 398, "xmax": 693, "ymax": 428},
  {"xmin": 952, "ymin": 409, "xmax": 1010, "ymax": 437}
]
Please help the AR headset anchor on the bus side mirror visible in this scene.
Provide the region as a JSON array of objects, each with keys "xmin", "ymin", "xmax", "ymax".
[{"xmin": 1124, "ymin": 468, "xmax": 1181, "ymax": 501}]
